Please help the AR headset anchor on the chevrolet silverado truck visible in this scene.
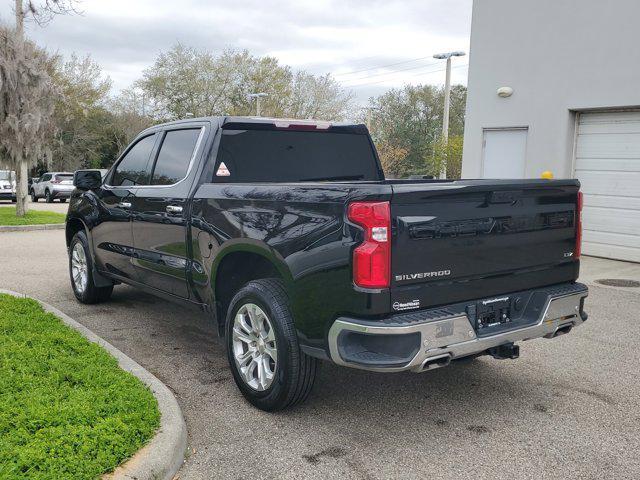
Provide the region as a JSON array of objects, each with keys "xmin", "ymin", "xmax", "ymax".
[{"xmin": 66, "ymin": 116, "xmax": 588, "ymax": 411}]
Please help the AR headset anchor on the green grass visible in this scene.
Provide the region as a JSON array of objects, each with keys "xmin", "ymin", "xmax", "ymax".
[
  {"xmin": 0, "ymin": 207, "xmax": 66, "ymax": 226},
  {"xmin": 0, "ymin": 295, "xmax": 160, "ymax": 479}
]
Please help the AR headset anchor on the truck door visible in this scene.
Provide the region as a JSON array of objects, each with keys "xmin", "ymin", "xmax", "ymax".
[
  {"xmin": 131, "ymin": 126, "xmax": 205, "ymax": 298},
  {"xmin": 92, "ymin": 133, "xmax": 159, "ymax": 280}
]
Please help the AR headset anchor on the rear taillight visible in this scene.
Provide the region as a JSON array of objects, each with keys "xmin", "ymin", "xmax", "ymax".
[
  {"xmin": 576, "ymin": 191, "xmax": 583, "ymax": 258},
  {"xmin": 347, "ymin": 201, "xmax": 391, "ymax": 289}
]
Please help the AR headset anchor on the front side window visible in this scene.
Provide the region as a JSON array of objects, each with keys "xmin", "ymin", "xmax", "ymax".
[
  {"xmin": 151, "ymin": 129, "xmax": 201, "ymax": 185},
  {"xmin": 111, "ymin": 134, "xmax": 157, "ymax": 186}
]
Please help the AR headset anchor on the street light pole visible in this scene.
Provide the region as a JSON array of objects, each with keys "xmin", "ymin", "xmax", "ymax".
[
  {"xmin": 433, "ymin": 51, "xmax": 466, "ymax": 179},
  {"xmin": 247, "ymin": 92, "xmax": 269, "ymax": 116},
  {"xmin": 442, "ymin": 56, "xmax": 452, "ymax": 144}
]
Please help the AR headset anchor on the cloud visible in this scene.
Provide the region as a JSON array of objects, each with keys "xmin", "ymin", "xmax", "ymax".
[{"xmin": 0, "ymin": 0, "xmax": 471, "ymax": 104}]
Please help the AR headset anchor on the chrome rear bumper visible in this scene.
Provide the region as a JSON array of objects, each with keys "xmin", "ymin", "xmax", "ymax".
[{"xmin": 328, "ymin": 284, "xmax": 588, "ymax": 373}]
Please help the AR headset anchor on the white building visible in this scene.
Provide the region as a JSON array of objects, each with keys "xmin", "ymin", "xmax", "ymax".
[{"xmin": 461, "ymin": 0, "xmax": 640, "ymax": 262}]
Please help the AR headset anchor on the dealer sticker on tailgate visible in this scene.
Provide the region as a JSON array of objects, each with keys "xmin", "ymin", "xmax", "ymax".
[{"xmin": 393, "ymin": 299, "xmax": 420, "ymax": 311}]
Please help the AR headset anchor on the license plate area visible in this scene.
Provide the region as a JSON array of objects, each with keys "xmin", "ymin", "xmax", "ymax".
[{"xmin": 475, "ymin": 296, "xmax": 511, "ymax": 331}]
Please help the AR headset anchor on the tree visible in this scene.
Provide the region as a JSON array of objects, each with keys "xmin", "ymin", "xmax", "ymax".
[
  {"xmin": 375, "ymin": 142, "xmax": 409, "ymax": 179},
  {"xmin": 287, "ymin": 71, "xmax": 353, "ymax": 120},
  {"xmin": 107, "ymin": 87, "xmax": 155, "ymax": 151},
  {"xmin": 137, "ymin": 44, "xmax": 353, "ymax": 121},
  {"xmin": 432, "ymin": 134, "xmax": 464, "ymax": 180},
  {"xmin": 0, "ymin": 25, "xmax": 57, "ymax": 215},
  {"xmin": 48, "ymin": 54, "xmax": 115, "ymax": 171},
  {"xmin": 14, "ymin": 0, "xmax": 80, "ymax": 32},
  {"xmin": 365, "ymin": 84, "xmax": 466, "ymax": 178},
  {"xmin": 138, "ymin": 44, "xmax": 233, "ymax": 119},
  {"xmin": 3, "ymin": 0, "xmax": 79, "ymax": 216}
]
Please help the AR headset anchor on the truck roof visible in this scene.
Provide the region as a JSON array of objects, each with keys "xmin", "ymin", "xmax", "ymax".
[{"xmin": 148, "ymin": 116, "xmax": 366, "ymax": 132}]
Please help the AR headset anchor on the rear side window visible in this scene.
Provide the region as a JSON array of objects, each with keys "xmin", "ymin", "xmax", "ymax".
[
  {"xmin": 111, "ymin": 134, "xmax": 156, "ymax": 186},
  {"xmin": 151, "ymin": 129, "xmax": 201, "ymax": 185},
  {"xmin": 214, "ymin": 129, "xmax": 380, "ymax": 182},
  {"xmin": 55, "ymin": 174, "xmax": 73, "ymax": 182}
]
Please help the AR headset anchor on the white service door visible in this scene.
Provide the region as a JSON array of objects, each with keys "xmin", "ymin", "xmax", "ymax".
[
  {"xmin": 575, "ymin": 111, "xmax": 640, "ymax": 263},
  {"xmin": 482, "ymin": 128, "xmax": 527, "ymax": 179}
]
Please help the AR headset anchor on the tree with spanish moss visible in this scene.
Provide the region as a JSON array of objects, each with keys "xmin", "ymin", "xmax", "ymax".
[
  {"xmin": 0, "ymin": 0, "xmax": 80, "ymax": 216},
  {"xmin": 0, "ymin": 25, "xmax": 57, "ymax": 215}
]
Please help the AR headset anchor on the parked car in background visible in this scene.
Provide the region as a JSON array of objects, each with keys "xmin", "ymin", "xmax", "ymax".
[
  {"xmin": 0, "ymin": 170, "xmax": 16, "ymax": 203},
  {"xmin": 66, "ymin": 116, "xmax": 588, "ymax": 411},
  {"xmin": 31, "ymin": 172, "xmax": 75, "ymax": 203}
]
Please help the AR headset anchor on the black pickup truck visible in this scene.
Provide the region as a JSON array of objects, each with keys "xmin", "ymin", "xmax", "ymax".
[{"xmin": 66, "ymin": 116, "xmax": 588, "ymax": 411}]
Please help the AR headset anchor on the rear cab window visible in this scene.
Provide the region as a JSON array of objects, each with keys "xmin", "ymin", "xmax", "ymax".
[
  {"xmin": 151, "ymin": 128, "xmax": 202, "ymax": 185},
  {"xmin": 213, "ymin": 127, "xmax": 381, "ymax": 182}
]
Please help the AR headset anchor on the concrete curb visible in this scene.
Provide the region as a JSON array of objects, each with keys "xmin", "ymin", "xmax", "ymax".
[
  {"xmin": 0, "ymin": 223, "xmax": 65, "ymax": 232},
  {"xmin": 0, "ymin": 289, "xmax": 187, "ymax": 480}
]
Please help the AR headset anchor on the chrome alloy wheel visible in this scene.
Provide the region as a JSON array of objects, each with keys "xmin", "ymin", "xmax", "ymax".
[
  {"xmin": 232, "ymin": 303, "xmax": 278, "ymax": 391},
  {"xmin": 71, "ymin": 242, "xmax": 88, "ymax": 293}
]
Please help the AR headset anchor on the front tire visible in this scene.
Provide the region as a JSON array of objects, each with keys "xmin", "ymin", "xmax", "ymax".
[
  {"xmin": 60, "ymin": 198, "xmax": 67, "ymax": 203},
  {"xmin": 69, "ymin": 231, "xmax": 113, "ymax": 304},
  {"xmin": 45, "ymin": 189, "xmax": 53, "ymax": 203},
  {"xmin": 30, "ymin": 190, "xmax": 37, "ymax": 202},
  {"xmin": 225, "ymin": 279, "xmax": 318, "ymax": 411}
]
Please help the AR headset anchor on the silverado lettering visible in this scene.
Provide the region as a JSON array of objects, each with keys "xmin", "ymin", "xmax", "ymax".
[{"xmin": 395, "ymin": 270, "xmax": 451, "ymax": 282}]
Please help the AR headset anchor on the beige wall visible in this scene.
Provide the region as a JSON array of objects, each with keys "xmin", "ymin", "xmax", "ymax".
[{"xmin": 462, "ymin": 0, "xmax": 640, "ymax": 179}]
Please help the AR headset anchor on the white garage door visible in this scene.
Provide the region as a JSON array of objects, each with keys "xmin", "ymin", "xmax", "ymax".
[{"xmin": 575, "ymin": 111, "xmax": 640, "ymax": 262}]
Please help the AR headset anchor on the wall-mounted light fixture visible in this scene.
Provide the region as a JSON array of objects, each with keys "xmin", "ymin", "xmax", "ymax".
[{"xmin": 497, "ymin": 86, "xmax": 514, "ymax": 98}]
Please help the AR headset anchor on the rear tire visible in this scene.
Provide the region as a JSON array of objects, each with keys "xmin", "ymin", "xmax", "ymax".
[
  {"xmin": 45, "ymin": 189, "xmax": 53, "ymax": 203},
  {"xmin": 60, "ymin": 198, "xmax": 66, "ymax": 203},
  {"xmin": 225, "ymin": 279, "xmax": 318, "ymax": 411},
  {"xmin": 69, "ymin": 231, "xmax": 113, "ymax": 304}
]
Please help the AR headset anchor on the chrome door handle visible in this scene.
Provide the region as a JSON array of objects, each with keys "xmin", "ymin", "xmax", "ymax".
[
  {"xmin": 118, "ymin": 202, "xmax": 132, "ymax": 209},
  {"xmin": 166, "ymin": 205, "xmax": 183, "ymax": 214}
]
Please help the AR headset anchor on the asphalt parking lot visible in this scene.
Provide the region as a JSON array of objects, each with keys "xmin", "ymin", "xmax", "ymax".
[
  {"xmin": 1, "ymin": 229, "xmax": 639, "ymax": 479},
  {"xmin": 27, "ymin": 199, "xmax": 70, "ymax": 214}
]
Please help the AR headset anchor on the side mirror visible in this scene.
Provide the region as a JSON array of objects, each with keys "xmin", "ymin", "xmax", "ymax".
[{"xmin": 74, "ymin": 170, "xmax": 102, "ymax": 191}]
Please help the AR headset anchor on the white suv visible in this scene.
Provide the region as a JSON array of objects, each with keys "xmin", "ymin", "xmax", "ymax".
[
  {"xmin": 0, "ymin": 170, "xmax": 16, "ymax": 203},
  {"xmin": 31, "ymin": 172, "xmax": 75, "ymax": 203}
]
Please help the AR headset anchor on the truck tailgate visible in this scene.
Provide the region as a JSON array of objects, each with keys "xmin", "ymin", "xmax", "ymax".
[{"xmin": 390, "ymin": 180, "xmax": 580, "ymax": 311}]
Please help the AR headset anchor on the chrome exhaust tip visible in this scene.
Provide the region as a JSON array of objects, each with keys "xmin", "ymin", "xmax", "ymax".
[
  {"xmin": 553, "ymin": 324, "xmax": 573, "ymax": 337},
  {"xmin": 419, "ymin": 353, "xmax": 452, "ymax": 372}
]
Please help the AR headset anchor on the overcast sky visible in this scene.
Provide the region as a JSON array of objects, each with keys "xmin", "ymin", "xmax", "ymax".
[{"xmin": 0, "ymin": 0, "xmax": 472, "ymax": 104}]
